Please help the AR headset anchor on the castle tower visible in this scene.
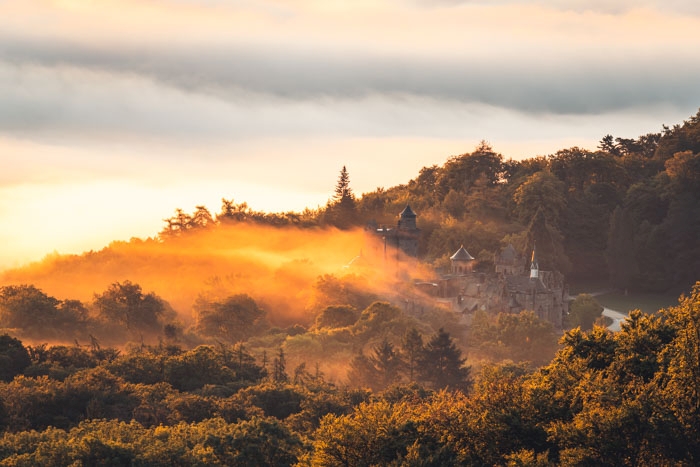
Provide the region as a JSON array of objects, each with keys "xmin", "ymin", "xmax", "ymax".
[
  {"xmin": 396, "ymin": 205, "xmax": 419, "ymax": 257},
  {"xmin": 450, "ymin": 245, "xmax": 474, "ymax": 275},
  {"xmin": 398, "ymin": 205, "xmax": 417, "ymax": 230}
]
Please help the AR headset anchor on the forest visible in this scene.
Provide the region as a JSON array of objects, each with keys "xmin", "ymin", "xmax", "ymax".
[{"xmin": 0, "ymin": 110, "xmax": 699, "ymax": 465}]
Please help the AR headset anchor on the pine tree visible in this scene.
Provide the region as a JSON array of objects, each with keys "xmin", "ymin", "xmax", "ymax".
[
  {"xmin": 418, "ymin": 328, "xmax": 471, "ymax": 391},
  {"xmin": 370, "ymin": 339, "xmax": 403, "ymax": 389},
  {"xmin": 334, "ymin": 165, "xmax": 355, "ymax": 208},
  {"xmin": 327, "ymin": 166, "xmax": 357, "ymax": 229},
  {"xmin": 272, "ymin": 347, "xmax": 288, "ymax": 383},
  {"xmin": 402, "ymin": 328, "xmax": 424, "ymax": 382}
]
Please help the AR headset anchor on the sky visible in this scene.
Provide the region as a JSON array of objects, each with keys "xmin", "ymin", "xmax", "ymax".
[{"xmin": 1, "ymin": 0, "xmax": 700, "ymax": 268}]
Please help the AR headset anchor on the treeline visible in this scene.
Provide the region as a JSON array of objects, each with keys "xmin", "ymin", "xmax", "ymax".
[
  {"xmin": 164, "ymin": 110, "xmax": 700, "ymax": 292},
  {"xmin": 355, "ymin": 110, "xmax": 700, "ymax": 291},
  {"xmin": 0, "ymin": 282, "xmax": 177, "ymax": 345},
  {"xmin": 1, "ymin": 284, "xmax": 699, "ymax": 465}
]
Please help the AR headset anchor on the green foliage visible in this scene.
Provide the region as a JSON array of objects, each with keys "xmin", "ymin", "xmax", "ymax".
[
  {"xmin": 567, "ymin": 294, "xmax": 604, "ymax": 331},
  {"xmin": 310, "ymin": 400, "xmax": 420, "ymax": 466},
  {"xmin": 112, "ymin": 109, "xmax": 700, "ymax": 299},
  {"xmin": 0, "ymin": 334, "xmax": 30, "ymax": 382},
  {"xmin": 347, "ymin": 339, "xmax": 404, "ymax": 391},
  {"xmin": 468, "ymin": 311, "xmax": 559, "ymax": 365},
  {"xmin": 93, "ymin": 281, "xmax": 170, "ymax": 337},
  {"xmin": 0, "ymin": 285, "xmax": 87, "ymax": 340},
  {"xmin": 3, "ymin": 110, "xmax": 700, "ymax": 463},
  {"xmin": 402, "ymin": 328, "xmax": 424, "ymax": 383},
  {"xmin": 0, "ymin": 286, "xmax": 699, "ymax": 464},
  {"xmin": 418, "ymin": 328, "xmax": 471, "ymax": 391},
  {"xmin": 237, "ymin": 383, "xmax": 304, "ymax": 420},
  {"xmin": 513, "ymin": 170, "xmax": 567, "ymax": 226},
  {"xmin": 0, "ymin": 417, "xmax": 302, "ymax": 466},
  {"xmin": 164, "ymin": 346, "xmax": 236, "ymax": 391},
  {"xmin": 314, "ymin": 305, "xmax": 358, "ymax": 329},
  {"xmin": 606, "ymin": 205, "xmax": 637, "ymax": 289}
]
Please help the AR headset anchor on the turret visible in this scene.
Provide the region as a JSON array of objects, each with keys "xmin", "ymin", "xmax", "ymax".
[
  {"xmin": 398, "ymin": 205, "xmax": 417, "ymax": 230},
  {"xmin": 450, "ymin": 245, "xmax": 474, "ymax": 275}
]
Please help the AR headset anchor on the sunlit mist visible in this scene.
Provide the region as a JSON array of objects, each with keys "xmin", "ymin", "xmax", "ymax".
[{"xmin": 0, "ymin": 223, "xmax": 432, "ymax": 327}]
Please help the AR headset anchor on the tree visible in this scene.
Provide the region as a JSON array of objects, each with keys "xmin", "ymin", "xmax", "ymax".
[
  {"xmin": 314, "ymin": 305, "xmax": 359, "ymax": 329},
  {"xmin": 347, "ymin": 352, "xmax": 378, "ymax": 390},
  {"xmin": 567, "ymin": 294, "xmax": 604, "ymax": 331},
  {"xmin": 0, "ymin": 334, "xmax": 31, "ymax": 382},
  {"xmin": 0, "ymin": 285, "xmax": 88, "ymax": 340},
  {"xmin": 229, "ymin": 343, "xmax": 267, "ymax": 383},
  {"xmin": 418, "ymin": 328, "xmax": 471, "ymax": 391},
  {"xmin": 0, "ymin": 285, "xmax": 60, "ymax": 337},
  {"xmin": 437, "ymin": 142, "xmax": 505, "ymax": 196},
  {"xmin": 347, "ymin": 339, "xmax": 404, "ymax": 391},
  {"xmin": 325, "ymin": 166, "xmax": 358, "ymax": 229},
  {"xmin": 272, "ymin": 347, "xmax": 288, "ymax": 383},
  {"xmin": 402, "ymin": 328, "xmax": 424, "ymax": 383},
  {"xmin": 334, "ymin": 165, "xmax": 355, "ymax": 209},
  {"xmin": 94, "ymin": 281, "xmax": 168, "ymax": 335},
  {"xmin": 193, "ymin": 293, "xmax": 267, "ymax": 343},
  {"xmin": 371, "ymin": 339, "xmax": 404, "ymax": 389},
  {"xmin": 212, "ymin": 416, "xmax": 303, "ymax": 466},
  {"xmin": 311, "ymin": 400, "xmax": 419, "ymax": 466},
  {"xmin": 513, "ymin": 171, "xmax": 567, "ymax": 226},
  {"xmin": 606, "ymin": 206, "xmax": 638, "ymax": 290},
  {"xmin": 598, "ymin": 134, "xmax": 621, "ymax": 156},
  {"xmin": 657, "ymin": 282, "xmax": 700, "ymax": 459},
  {"xmin": 160, "ymin": 208, "xmax": 193, "ymax": 237},
  {"xmin": 191, "ymin": 205, "xmax": 215, "ymax": 229},
  {"xmin": 525, "ymin": 207, "xmax": 571, "ymax": 273}
]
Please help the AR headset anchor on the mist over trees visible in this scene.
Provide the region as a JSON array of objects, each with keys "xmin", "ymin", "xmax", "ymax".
[
  {"xmin": 1, "ymin": 110, "xmax": 699, "ymax": 464},
  {"xmin": 153, "ymin": 109, "xmax": 700, "ymax": 292}
]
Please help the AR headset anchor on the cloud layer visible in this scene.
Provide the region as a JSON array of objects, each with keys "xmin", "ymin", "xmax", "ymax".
[{"xmin": 1, "ymin": 0, "xmax": 699, "ymax": 143}]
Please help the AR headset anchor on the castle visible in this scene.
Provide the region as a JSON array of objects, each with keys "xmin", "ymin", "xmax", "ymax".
[
  {"xmin": 366, "ymin": 205, "xmax": 568, "ymax": 329},
  {"xmin": 439, "ymin": 241, "xmax": 567, "ymax": 329}
]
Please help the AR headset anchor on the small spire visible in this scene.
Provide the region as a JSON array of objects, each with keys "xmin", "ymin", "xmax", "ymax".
[{"xmin": 530, "ymin": 242, "xmax": 539, "ymax": 278}]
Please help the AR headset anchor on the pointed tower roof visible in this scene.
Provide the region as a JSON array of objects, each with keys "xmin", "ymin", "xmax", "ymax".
[
  {"xmin": 530, "ymin": 243, "xmax": 538, "ymax": 269},
  {"xmin": 529, "ymin": 243, "xmax": 539, "ymax": 278},
  {"xmin": 400, "ymin": 205, "xmax": 417, "ymax": 218},
  {"xmin": 450, "ymin": 245, "xmax": 474, "ymax": 261}
]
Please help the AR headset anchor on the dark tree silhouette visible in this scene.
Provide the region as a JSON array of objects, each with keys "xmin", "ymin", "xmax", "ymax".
[
  {"xmin": 0, "ymin": 334, "xmax": 31, "ymax": 382},
  {"xmin": 326, "ymin": 166, "xmax": 358, "ymax": 229},
  {"xmin": 334, "ymin": 165, "xmax": 355, "ymax": 209},
  {"xmin": 419, "ymin": 328, "xmax": 471, "ymax": 391}
]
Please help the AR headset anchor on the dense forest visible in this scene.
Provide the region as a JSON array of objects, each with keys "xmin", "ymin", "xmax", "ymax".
[
  {"xmin": 1, "ymin": 110, "xmax": 700, "ymax": 465},
  {"xmin": 1, "ymin": 286, "xmax": 699, "ymax": 465}
]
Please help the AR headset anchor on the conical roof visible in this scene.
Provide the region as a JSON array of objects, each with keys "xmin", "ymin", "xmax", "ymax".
[
  {"xmin": 400, "ymin": 205, "xmax": 417, "ymax": 218},
  {"xmin": 450, "ymin": 245, "xmax": 474, "ymax": 261}
]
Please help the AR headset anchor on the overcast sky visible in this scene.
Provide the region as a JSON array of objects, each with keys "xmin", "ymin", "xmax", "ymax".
[{"xmin": 1, "ymin": 0, "xmax": 699, "ymax": 268}]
